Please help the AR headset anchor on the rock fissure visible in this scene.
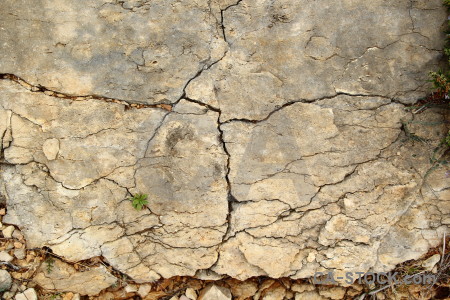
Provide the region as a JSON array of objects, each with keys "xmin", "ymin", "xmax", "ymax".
[{"xmin": 0, "ymin": 74, "xmax": 171, "ymax": 110}]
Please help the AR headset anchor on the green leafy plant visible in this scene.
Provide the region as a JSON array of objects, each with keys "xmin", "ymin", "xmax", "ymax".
[
  {"xmin": 129, "ymin": 193, "xmax": 149, "ymax": 211},
  {"xmin": 424, "ymin": 1, "xmax": 450, "ymax": 172},
  {"xmin": 45, "ymin": 257, "xmax": 55, "ymax": 274},
  {"xmin": 429, "ymin": 70, "xmax": 450, "ymax": 96},
  {"xmin": 428, "ymin": 1, "xmax": 450, "ymax": 99},
  {"xmin": 49, "ymin": 294, "xmax": 61, "ymax": 300}
]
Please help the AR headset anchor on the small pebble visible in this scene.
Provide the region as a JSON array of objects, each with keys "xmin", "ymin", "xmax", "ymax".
[
  {"xmin": 12, "ymin": 230, "xmax": 24, "ymax": 241},
  {"xmin": 0, "ymin": 269, "xmax": 12, "ymax": 292},
  {"xmin": 62, "ymin": 292, "xmax": 74, "ymax": 300},
  {"xmin": 422, "ymin": 254, "xmax": 441, "ymax": 271},
  {"xmin": 0, "ymin": 251, "xmax": 13, "ymax": 262},
  {"xmin": 14, "ymin": 288, "xmax": 38, "ymax": 300},
  {"xmin": 0, "ymin": 208, "xmax": 6, "ymax": 216},
  {"xmin": 138, "ymin": 284, "xmax": 152, "ymax": 298},
  {"xmin": 15, "ymin": 293, "xmax": 26, "ymax": 300},
  {"xmin": 125, "ymin": 284, "xmax": 138, "ymax": 293},
  {"xmin": 23, "ymin": 288, "xmax": 38, "ymax": 300},
  {"xmin": 13, "ymin": 242, "xmax": 23, "ymax": 249},
  {"xmin": 14, "ymin": 248, "xmax": 26, "ymax": 260},
  {"xmin": 2, "ymin": 226, "xmax": 14, "ymax": 239},
  {"xmin": 10, "ymin": 283, "xmax": 19, "ymax": 293},
  {"xmin": 185, "ymin": 288, "xmax": 197, "ymax": 300}
]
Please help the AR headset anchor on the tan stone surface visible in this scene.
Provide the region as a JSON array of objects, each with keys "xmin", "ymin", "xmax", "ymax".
[
  {"xmin": 33, "ymin": 259, "xmax": 117, "ymax": 296},
  {"xmin": 0, "ymin": 0, "xmax": 448, "ymax": 287}
]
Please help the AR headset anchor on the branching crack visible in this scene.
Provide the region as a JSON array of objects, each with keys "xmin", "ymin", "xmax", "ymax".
[
  {"xmin": 220, "ymin": 0, "xmax": 243, "ymax": 43},
  {"xmin": 221, "ymin": 92, "xmax": 393, "ymax": 124}
]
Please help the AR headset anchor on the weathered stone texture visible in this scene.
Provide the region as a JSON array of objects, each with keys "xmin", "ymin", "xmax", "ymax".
[
  {"xmin": 0, "ymin": 0, "xmax": 448, "ymax": 286},
  {"xmin": 33, "ymin": 259, "xmax": 117, "ymax": 296},
  {"xmin": 186, "ymin": 0, "xmax": 446, "ymax": 121}
]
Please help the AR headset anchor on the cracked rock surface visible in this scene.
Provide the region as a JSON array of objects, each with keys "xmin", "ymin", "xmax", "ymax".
[
  {"xmin": 33, "ymin": 258, "xmax": 117, "ymax": 296},
  {"xmin": 0, "ymin": 0, "xmax": 449, "ymax": 285}
]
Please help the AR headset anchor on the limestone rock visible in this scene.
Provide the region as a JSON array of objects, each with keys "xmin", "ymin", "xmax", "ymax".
[
  {"xmin": 422, "ymin": 254, "xmax": 441, "ymax": 271},
  {"xmin": 0, "ymin": 81, "xmax": 228, "ymax": 281},
  {"xmin": 14, "ymin": 248, "xmax": 26, "ymax": 260},
  {"xmin": 33, "ymin": 258, "xmax": 117, "ymax": 296},
  {"xmin": 291, "ymin": 284, "xmax": 315, "ymax": 293},
  {"xmin": 318, "ymin": 287, "xmax": 347, "ymax": 300},
  {"xmin": 62, "ymin": 293, "xmax": 74, "ymax": 300},
  {"xmin": 125, "ymin": 284, "xmax": 138, "ymax": 293},
  {"xmin": 15, "ymin": 288, "xmax": 38, "ymax": 300},
  {"xmin": 261, "ymin": 285, "xmax": 286, "ymax": 300},
  {"xmin": 195, "ymin": 269, "xmax": 224, "ymax": 281},
  {"xmin": 0, "ymin": 251, "xmax": 13, "ymax": 262},
  {"xmin": 138, "ymin": 284, "xmax": 152, "ymax": 298},
  {"xmin": 24, "ymin": 289, "xmax": 38, "ymax": 300},
  {"xmin": 0, "ymin": 269, "xmax": 12, "ymax": 292},
  {"xmin": 295, "ymin": 291, "xmax": 326, "ymax": 300},
  {"xmin": 228, "ymin": 280, "xmax": 258, "ymax": 300},
  {"xmin": 0, "ymin": 0, "xmax": 448, "ymax": 288},
  {"xmin": 185, "ymin": 288, "xmax": 197, "ymax": 300},
  {"xmin": 2, "ymin": 226, "xmax": 15, "ymax": 239},
  {"xmin": 186, "ymin": 0, "xmax": 446, "ymax": 121},
  {"xmin": 12, "ymin": 230, "xmax": 24, "ymax": 241},
  {"xmin": 0, "ymin": 0, "xmax": 228, "ymax": 104},
  {"xmin": 198, "ymin": 285, "xmax": 232, "ymax": 300}
]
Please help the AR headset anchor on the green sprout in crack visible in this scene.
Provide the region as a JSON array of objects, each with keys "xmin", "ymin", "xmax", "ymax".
[
  {"xmin": 129, "ymin": 193, "xmax": 149, "ymax": 211},
  {"xmin": 45, "ymin": 257, "xmax": 55, "ymax": 274},
  {"xmin": 445, "ymin": 130, "xmax": 450, "ymax": 147},
  {"xmin": 48, "ymin": 293, "xmax": 61, "ymax": 300}
]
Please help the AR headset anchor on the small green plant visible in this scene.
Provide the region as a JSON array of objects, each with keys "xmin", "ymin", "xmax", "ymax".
[
  {"xmin": 129, "ymin": 193, "xmax": 149, "ymax": 211},
  {"xmin": 429, "ymin": 70, "xmax": 450, "ymax": 96},
  {"xmin": 428, "ymin": 1, "xmax": 450, "ymax": 99},
  {"xmin": 405, "ymin": 265, "xmax": 423, "ymax": 275},
  {"xmin": 45, "ymin": 257, "xmax": 55, "ymax": 274},
  {"xmin": 48, "ymin": 294, "xmax": 61, "ymax": 300},
  {"xmin": 445, "ymin": 130, "xmax": 450, "ymax": 147}
]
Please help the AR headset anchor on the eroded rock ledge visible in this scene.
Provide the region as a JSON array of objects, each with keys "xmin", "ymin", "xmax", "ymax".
[{"xmin": 0, "ymin": 0, "xmax": 448, "ymax": 289}]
